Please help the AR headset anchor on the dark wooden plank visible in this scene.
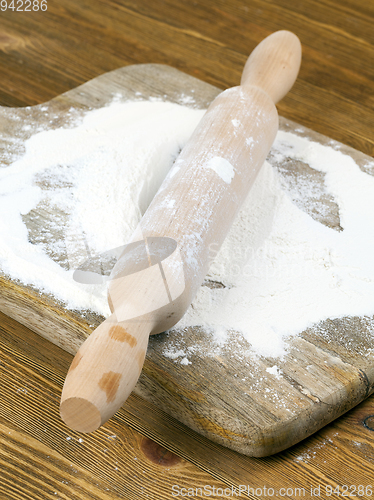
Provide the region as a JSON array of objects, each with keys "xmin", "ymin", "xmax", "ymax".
[
  {"xmin": 0, "ymin": 312, "xmax": 227, "ymax": 500},
  {"xmin": 0, "ymin": 0, "xmax": 373, "ymax": 154},
  {"xmin": 1, "ymin": 311, "xmax": 374, "ymax": 499}
]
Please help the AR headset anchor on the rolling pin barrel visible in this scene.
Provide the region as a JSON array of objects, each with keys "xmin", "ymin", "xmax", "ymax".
[{"xmin": 60, "ymin": 30, "xmax": 302, "ymax": 433}]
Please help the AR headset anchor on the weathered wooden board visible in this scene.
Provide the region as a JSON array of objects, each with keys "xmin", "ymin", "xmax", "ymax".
[{"xmin": 1, "ymin": 64, "xmax": 374, "ymax": 457}]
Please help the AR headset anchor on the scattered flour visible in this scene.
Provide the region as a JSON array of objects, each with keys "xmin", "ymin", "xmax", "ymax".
[
  {"xmin": 0, "ymin": 100, "xmax": 205, "ymax": 314},
  {"xmin": 176, "ymin": 131, "xmax": 374, "ymax": 357},
  {"xmin": 1, "ymin": 98, "xmax": 374, "ymax": 359},
  {"xmin": 266, "ymin": 365, "xmax": 282, "ymax": 380}
]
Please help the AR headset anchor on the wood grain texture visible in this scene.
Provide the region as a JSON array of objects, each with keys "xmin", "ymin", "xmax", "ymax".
[
  {"xmin": 0, "ymin": 0, "xmax": 373, "ymax": 156},
  {"xmin": 1, "ymin": 63, "xmax": 374, "ymax": 456},
  {"xmin": 1, "ymin": 311, "xmax": 374, "ymax": 500},
  {"xmin": 0, "ymin": 315, "xmax": 220, "ymax": 500}
]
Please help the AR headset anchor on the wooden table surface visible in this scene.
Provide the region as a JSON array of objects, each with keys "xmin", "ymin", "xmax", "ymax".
[{"xmin": 1, "ymin": 1, "xmax": 374, "ymax": 499}]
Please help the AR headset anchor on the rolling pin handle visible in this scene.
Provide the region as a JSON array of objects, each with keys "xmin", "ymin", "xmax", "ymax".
[
  {"xmin": 240, "ymin": 30, "xmax": 302, "ymax": 104},
  {"xmin": 60, "ymin": 316, "xmax": 150, "ymax": 433}
]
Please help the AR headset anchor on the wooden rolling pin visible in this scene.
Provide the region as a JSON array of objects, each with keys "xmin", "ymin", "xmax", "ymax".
[{"xmin": 60, "ymin": 30, "xmax": 302, "ymax": 433}]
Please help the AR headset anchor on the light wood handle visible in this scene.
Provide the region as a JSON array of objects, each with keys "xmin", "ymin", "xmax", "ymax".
[
  {"xmin": 60, "ymin": 318, "xmax": 149, "ymax": 432},
  {"xmin": 240, "ymin": 30, "xmax": 302, "ymax": 103},
  {"xmin": 60, "ymin": 30, "xmax": 302, "ymax": 433}
]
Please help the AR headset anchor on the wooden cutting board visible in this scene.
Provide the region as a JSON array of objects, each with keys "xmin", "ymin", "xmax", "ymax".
[{"xmin": 1, "ymin": 64, "xmax": 374, "ymax": 457}]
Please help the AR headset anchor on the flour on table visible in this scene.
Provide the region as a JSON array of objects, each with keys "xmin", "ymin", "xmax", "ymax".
[
  {"xmin": 176, "ymin": 131, "xmax": 374, "ymax": 357},
  {"xmin": 1, "ymin": 99, "xmax": 374, "ymax": 359},
  {"xmin": 0, "ymin": 99, "xmax": 205, "ymax": 314}
]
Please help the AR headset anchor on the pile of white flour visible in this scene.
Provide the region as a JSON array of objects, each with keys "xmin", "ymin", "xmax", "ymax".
[{"xmin": 1, "ymin": 98, "xmax": 374, "ymax": 358}]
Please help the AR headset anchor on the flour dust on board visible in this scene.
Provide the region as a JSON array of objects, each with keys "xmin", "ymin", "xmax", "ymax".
[{"xmin": 1, "ymin": 99, "xmax": 374, "ymax": 359}]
